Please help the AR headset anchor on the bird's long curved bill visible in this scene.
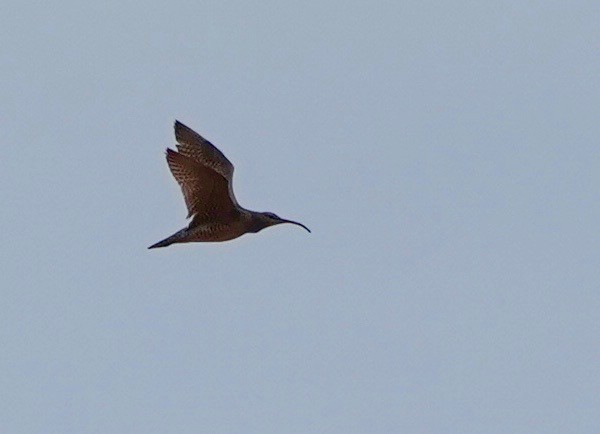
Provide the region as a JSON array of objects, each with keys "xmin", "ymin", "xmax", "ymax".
[{"xmin": 281, "ymin": 218, "xmax": 311, "ymax": 233}]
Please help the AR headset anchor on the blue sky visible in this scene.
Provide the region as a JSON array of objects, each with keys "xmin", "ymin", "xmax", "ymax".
[{"xmin": 1, "ymin": 1, "xmax": 598, "ymax": 433}]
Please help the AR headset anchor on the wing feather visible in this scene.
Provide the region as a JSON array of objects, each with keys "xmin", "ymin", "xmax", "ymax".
[
  {"xmin": 166, "ymin": 148, "xmax": 235, "ymax": 219},
  {"xmin": 174, "ymin": 121, "xmax": 235, "ymax": 182}
]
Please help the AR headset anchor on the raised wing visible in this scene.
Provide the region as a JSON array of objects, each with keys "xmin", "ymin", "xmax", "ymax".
[
  {"xmin": 174, "ymin": 121, "xmax": 235, "ymax": 182},
  {"xmin": 166, "ymin": 148, "xmax": 236, "ymax": 219}
]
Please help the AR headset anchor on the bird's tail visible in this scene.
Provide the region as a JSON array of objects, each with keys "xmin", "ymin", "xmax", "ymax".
[{"xmin": 148, "ymin": 228, "xmax": 188, "ymax": 249}]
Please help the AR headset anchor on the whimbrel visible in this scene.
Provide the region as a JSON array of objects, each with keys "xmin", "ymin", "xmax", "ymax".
[{"xmin": 149, "ymin": 121, "xmax": 310, "ymax": 248}]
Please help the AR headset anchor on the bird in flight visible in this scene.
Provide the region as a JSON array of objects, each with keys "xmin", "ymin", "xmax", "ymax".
[{"xmin": 149, "ymin": 121, "xmax": 310, "ymax": 249}]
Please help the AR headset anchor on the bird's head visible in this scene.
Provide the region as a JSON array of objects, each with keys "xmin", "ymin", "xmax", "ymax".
[{"xmin": 250, "ymin": 211, "xmax": 311, "ymax": 234}]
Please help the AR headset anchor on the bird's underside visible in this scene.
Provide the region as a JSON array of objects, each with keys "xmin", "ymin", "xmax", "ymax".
[
  {"xmin": 148, "ymin": 218, "xmax": 250, "ymax": 248},
  {"xmin": 149, "ymin": 121, "xmax": 310, "ymax": 249}
]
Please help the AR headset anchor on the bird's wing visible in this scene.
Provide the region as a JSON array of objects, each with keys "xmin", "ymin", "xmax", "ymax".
[
  {"xmin": 174, "ymin": 120, "xmax": 235, "ymax": 182},
  {"xmin": 166, "ymin": 148, "xmax": 236, "ymax": 219}
]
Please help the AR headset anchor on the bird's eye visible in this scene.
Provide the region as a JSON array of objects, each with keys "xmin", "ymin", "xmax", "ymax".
[{"xmin": 266, "ymin": 212, "xmax": 278, "ymax": 219}]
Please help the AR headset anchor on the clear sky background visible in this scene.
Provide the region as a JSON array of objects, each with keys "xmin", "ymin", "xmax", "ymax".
[{"xmin": 1, "ymin": 1, "xmax": 598, "ymax": 433}]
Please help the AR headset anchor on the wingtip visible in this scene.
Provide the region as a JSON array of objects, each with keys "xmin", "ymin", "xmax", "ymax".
[
  {"xmin": 165, "ymin": 147, "xmax": 176, "ymax": 159},
  {"xmin": 174, "ymin": 119, "xmax": 187, "ymax": 132},
  {"xmin": 148, "ymin": 240, "xmax": 166, "ymax": 249}
]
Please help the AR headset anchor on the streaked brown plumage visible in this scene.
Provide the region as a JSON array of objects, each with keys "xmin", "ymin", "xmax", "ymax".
[{"xmin": 149, "ymin": 121, "xmax": 310, "ymax": 248}]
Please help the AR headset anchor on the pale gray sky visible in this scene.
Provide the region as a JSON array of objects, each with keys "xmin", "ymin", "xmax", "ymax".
[{"xmin": 1, "ymin": 1, "xmax": 599, "ymax": 433}]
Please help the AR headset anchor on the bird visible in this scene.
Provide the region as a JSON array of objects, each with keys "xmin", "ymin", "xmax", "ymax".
[{"xmin": 148, "ymin": 121, "xmax": 310, "ymax": 249}]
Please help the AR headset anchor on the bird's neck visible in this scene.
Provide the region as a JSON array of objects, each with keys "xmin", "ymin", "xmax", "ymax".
[{"xmin": 246, "ymin": 211, "xmax": 269, "ymax": 233}]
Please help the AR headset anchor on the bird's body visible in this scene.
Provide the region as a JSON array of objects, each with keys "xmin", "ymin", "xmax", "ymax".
[{"xmin": 149, "ymin": 121, "xmax": 310, "ymax": 249}]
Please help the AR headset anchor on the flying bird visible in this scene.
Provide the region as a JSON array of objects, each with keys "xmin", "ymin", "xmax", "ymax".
[{"xmin": 149, "ymin": 121, "xmax": 310, "ymax": 248}]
